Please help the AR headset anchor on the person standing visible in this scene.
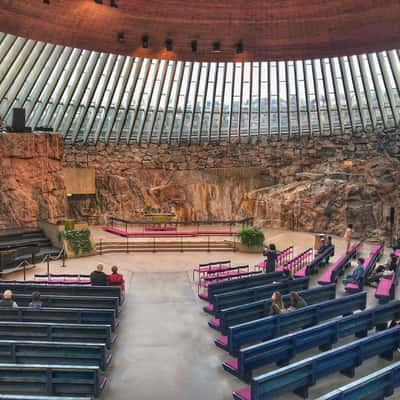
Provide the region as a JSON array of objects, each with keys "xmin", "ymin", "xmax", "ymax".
[
  {"xmin": 344, "ymin": 224, "xmax": 353, "ymax": 253},
  {"xmin": 263, "ymin": 244, "xmax": 278, "ymax": 273},
  {"xmin": 90, "ymin": 264, "xmax": 108, "ymax": 286}
]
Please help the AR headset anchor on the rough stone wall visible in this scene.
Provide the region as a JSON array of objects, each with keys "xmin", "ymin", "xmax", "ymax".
[
  {"xmin": 0, "ymin": 132, "xmax": 66, "ymax": 228},
  {"xmin": 63, "ymin": 131, "xmax": 400, "ymax": 240}
]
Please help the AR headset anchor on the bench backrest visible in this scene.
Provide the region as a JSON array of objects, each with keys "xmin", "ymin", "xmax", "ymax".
[
  {"xmin": 218, "ymin": 284, "xmax": 336, "ymax": 335},
  {"xmin": 238, "ymin": 300, "xmax": 400, "ymax": 381},
  {"xmin": 205, "ymin": 271, "xmax": 284, "ymax": 302},
  {"xmin": 315, "ymin": 360, "xmax": 400, "ymax": 400},
  {"xmin": 0, "ymin": 307, "xmax": 117, "ymax": 331},
  {"xmin": 228, "ymin": 292, "xmax": 367, "ymax": 354},
  {"xmin": 0, "ymin": 321, "xmax": 114, "ymax": 348},
  {"xmin": 0, "ymin": 340, "xmax": 109, "ymax": 370},
  {"xmin": 0, "ymin": 363, "xmax": 105, "ymax": 397},
  {"xmin": 213, "ymin": 277, "xmax": 310, "ymax": 316},
  {"xmin": 249, "ymin": 325, "xmax": 400, "ymax": 399},
  {"xmin": 318, "ymin": 242, "xmax": 362, "ymax": 284},
  {"xmin": 0, "ymin": 282, "xmax": 123, "ymax": 304},
  {"xmin": 11, "ymin": 294, "xmax": 120, "ymax": 316},
  {"xmin": 0, "ymin": 396, "xmax": 91, "ymax": 400}
]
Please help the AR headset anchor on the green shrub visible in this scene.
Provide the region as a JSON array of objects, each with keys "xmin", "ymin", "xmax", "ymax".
[
  {"xmin": 237, "ymin": 226, "xmax": 265, "ymax": 247},
  {"xmin": 62, "ymin": 228, "xmax": 93, "ymax": 256}
]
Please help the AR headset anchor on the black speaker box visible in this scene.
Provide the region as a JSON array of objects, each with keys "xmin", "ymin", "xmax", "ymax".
[{"xmin": 12, "ymin": 108, "xmax": 25, "ymax": 132}]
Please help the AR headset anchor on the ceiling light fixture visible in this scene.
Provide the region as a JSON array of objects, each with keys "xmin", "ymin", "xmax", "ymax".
[
  {"xmin": 110, "ymin": 0, "xmax": 118, "ymax": 7},
  {"xmin": 141, "ymin": 35, "xmax": 149, "ymax": 49},
  {"xmin": 235, "ymin": 41, "xmax": 244, "ymax": 54},
  {"xmin": 165, "ymin": 38, "xmax": 173, "ymax": 51},
  {"xmin": 212, "ymin": 42, "xmax": 221, "ymax": 53}
]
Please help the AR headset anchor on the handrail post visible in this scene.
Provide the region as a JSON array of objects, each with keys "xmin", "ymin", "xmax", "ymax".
[
  {"xmin": 47, "ymin": 258, "xmax": 50, "ymax": 277},
  {"xmin": 208, "ymin": 235, "xmax": 210, "ymax": 252},
  {"xmin": 100, "ymin": 239, "xmax": 103, "ymax": 255},
  {"xmin": 23, "ymin": 263, "xmax": 26, "ymax": 281}
]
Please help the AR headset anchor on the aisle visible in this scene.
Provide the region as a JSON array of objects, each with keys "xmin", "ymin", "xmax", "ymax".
[{"xmin": 100, "ymin": 270, "xmax": 242, "ymax": 400}]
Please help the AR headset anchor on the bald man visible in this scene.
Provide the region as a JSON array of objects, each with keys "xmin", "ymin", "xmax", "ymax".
[
  {"xmin": 90, "ymin": 263, "xmax": 108, "ymax": 286},
  {"xmin": 0, "ymin": 290, "xmax": 18, "ymax": 308}
]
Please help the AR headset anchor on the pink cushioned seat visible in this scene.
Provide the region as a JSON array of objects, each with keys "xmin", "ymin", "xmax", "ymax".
[
  {"xmin": 233, "ymin": 386, "xmax": 251, "ymax": 400},
  {"xmin": 203, "ymin": 304, "xmax": 214, "ymax": 312},
  {"xmin": 224, "ymin": 357, "xmax": 238, "ymax": 371},
  {"xmin": 376, "ymin": 274, "xmax": 394, "ymax": 297},
  {"xmin": 209, "ymin": 318, "xmax": 221, "ymax": 328},
  {"xmin": 216, "ymin": 335, "xmax": 228, "ymax": 346}
]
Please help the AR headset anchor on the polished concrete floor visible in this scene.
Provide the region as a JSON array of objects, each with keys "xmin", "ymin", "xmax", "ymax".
[{"xmin": 7, "ymin": 229, "xmax": 400, "ymax": 400}]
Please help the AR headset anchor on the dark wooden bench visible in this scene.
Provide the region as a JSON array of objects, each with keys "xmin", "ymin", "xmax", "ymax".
[
  {"xmin": 209, "ymin": 284, "xmax": 336, "ymax": 334},
  {"xmin": 12, "ymin": 294, "xmax": 120, "ymax": 317},
  {"xmin": 316, "ymin": 360, "xmax": 400, "ymax": 400},
  {"xmin": 233, "ymin": 325, "xmax": 400, "ymax": 400},
  {"xmin": 216, "ymin": 292, "xmax": 367, "ymax": 355},
  {"xmin": 0, "ymin": 340, "xmax": 111, "ymax": 370},
  {"xmin": 0, "ymin": 321, "xmax": 116, "ymax": 348},
  {"xmin": 198, "ymin": 271, "xmax": 284, "ymax": 301},
  {"xmin": 0, "ymin": 282, "xmax": 123, "ymax": 305},
  {"xmin": 0, "ymin": 364, "xmax": 106, "ymax": 397},
  {"xmin": 207, "ymin": 277, "xmax": 309, "ymax": 316},
  {"xmin": 224, "ymin": 299, "xmax": 400, "ymax": 381},
  {"xmin": 0, "ymin": 307, "xmax": 118, "ymax": 331}
]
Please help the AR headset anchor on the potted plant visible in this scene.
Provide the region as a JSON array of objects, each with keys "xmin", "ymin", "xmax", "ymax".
[{"xmin": 236, "ymin": 226, "xmax": 265, "ymax": 253}]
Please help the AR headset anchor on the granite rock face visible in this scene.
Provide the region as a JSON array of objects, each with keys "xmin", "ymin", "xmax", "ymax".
[
  {"xmin": 63, "ymin": 132, "xmax": 400, "ymax": 240},
  {"xmin": 0, "ymin": 132, "xmax": 66, "ymax": 228}
]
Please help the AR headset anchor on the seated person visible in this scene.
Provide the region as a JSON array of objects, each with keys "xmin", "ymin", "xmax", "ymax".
[
  {"xmin": 343, "ymin": 257, "xmax": 365, "ymax": 286},
  {"xmin": 268, "ymin": 291, "xmax": 286, "ymax": 315},
  {"xmin": 367, "ymin": 254, "xmax": 397, "ymax": 287},
  {"xmin": 281, "ymin": 269, "xmax": 293, "ymax": 280},
  {"xmin": 90, "ymin": 264, "xmax": 108, "ymax": 286},
  {"xmin": 392, "ymin": 238, "xmax": 400, "ymax": 252},
  {"xmin": 288, "ymin": 291, "xmax": 308, "ymax": 310},
  {"xmin": 108, "ymin": 266, "xmax": 125, "ymax": 291},
  {"xmin": 318, "ymin": 236, "xmax": 333, "ymax": 253},
  {"xmin": 29, "ymin": 291, "xmax": 42, "ymax": 308},
  {"xmin": 0, "ymin": 290, "xmax": 18, "ymax": 308}
]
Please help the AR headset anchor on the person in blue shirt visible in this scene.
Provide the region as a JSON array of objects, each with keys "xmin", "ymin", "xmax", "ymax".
[{"xmin": 343, "ymin": 257, "xmax": 365, "ymax": 285}]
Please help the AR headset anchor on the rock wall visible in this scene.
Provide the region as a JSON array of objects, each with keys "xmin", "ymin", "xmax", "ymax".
[
  {"xmin": 0, "ymin": 132, "xmax": 66, "ymax": 228},
  {"xmin": 63, "ymin": 131, "xmax": 400, "ymax": 240}
]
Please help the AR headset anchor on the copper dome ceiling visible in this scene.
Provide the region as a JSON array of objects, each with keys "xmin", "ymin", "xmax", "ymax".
[{"xmin": 0, "ymin": 0, "xmax": 399, "ymax": 61}]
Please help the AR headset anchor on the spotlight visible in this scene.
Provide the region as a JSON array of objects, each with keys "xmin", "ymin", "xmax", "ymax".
[
  {"xmin": 43, "ymin": 0, "xmax": 50, "ymax": 3},
  {"xmin": 141, "ymin": 35, "xmax": 149, "ymax": 49},
  {"xmin": 117, "ymin": 32, "xmax": 125, "ymax": 43},
  {"xmin": 235, "ymin": 41, "xmax": 243, "ymax": 54},
  {"xmin": 191, "ymin": 40, "xmax": 197, "ymax": 52},
  {"xmin": 94, "ymin": 0, "xmax": 103, "ymax": 3},
  {"xmin": 165, "ymin": 38, "xmax": 173, "ymax": 51},
  {"xmin": 110, "ymin": 0, "xmax": 118, "ymax": 7},
  {"xmin": 212, "ymin": 41, "xmax": 221, "ymax": 53}
]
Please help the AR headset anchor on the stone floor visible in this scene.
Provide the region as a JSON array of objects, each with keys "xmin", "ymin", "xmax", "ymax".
[{"xmin": 6, "ymin": 229, "xmax": 400, "ymax": 400}]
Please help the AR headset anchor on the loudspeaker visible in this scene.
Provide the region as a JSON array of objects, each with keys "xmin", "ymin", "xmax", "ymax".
[
  {"xmin": 390, "ymin": 207, "xmax": 395, "ymax": 225},
  {"xmin": 12, "ymin": 108, "xmax": 25, "ymax": 132}
]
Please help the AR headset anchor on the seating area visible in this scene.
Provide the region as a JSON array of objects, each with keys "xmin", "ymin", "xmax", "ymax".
[
  {"xmin": 318, "ymin": 242, "xmax": 363, "ymax": 285},
  {"xmin": 0, "ymin": 279, "xmax": 124, "ymax": 398},
  {"xmin": 275, "ymin": 248, "xmax": 313, "ymax": 273},
  {"xmin": 194, "ymin": 241, "xmax": 400, "ymax": 400},
  {"xmin": 375, "ymin": 253, "xmax": 400, "ymax": 303},
  {"xmin": 344, "ymin": 243, "xmax": 384, "ymax": 293},
  {"xmin": 0, "ymin": 229, "xmax": 60, "ymax": 274},
  {"xmin": 103, "ymin": 225, "xmax": 238, "ymax": 237}
]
